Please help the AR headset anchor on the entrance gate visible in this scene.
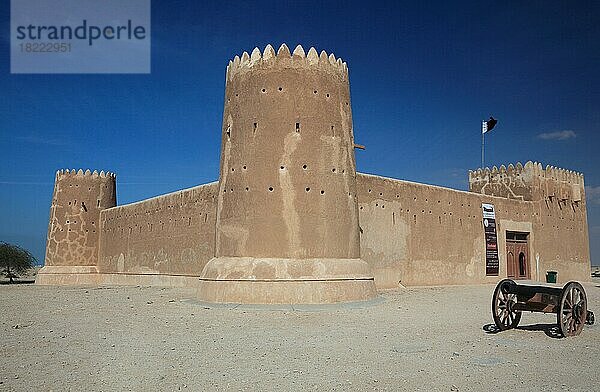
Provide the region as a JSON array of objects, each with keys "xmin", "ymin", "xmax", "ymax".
[{"xmin": 506, "ymin": 231, "xmax": 530, "ymax": 279}]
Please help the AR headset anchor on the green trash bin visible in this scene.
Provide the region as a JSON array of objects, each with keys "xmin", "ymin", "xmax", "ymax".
[{"xmin": 546, "ymin": 271, "xmax": 557, "ymax": 283}]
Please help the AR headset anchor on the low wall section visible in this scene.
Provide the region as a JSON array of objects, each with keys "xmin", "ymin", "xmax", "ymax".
[{"xmin": 98, "ymin": 182, "xmax": 218, "ymax": 277}]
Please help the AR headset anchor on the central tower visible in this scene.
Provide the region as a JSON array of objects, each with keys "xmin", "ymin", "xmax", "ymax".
[{"xmin": 197, "ymin": 44, "xmax": 376, "ymax": 303}]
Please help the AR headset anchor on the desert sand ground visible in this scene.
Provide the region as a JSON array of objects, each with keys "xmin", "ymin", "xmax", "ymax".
[{"xmin": 1, "ymin": 278, "xmax": 599, "ymax": 391}]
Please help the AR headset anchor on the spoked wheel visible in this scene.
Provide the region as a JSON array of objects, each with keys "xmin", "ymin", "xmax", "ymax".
[
  {"xmin": 492, "ymin": 279, "xmax": 522, "ymax": 330},
  {"xmin": 558, "ymin": 282, "xmax": 587, "ymax": 337}
]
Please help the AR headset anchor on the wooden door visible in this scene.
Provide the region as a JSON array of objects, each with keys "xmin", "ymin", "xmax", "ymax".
[{"xmin": 506, "ymin": 232, "xmax": 530, "ymax": 280}]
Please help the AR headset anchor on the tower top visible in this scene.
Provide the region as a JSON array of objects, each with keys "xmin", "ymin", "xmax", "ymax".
[
  {"xmin": 55, "ymin": 168, "xmax": 116, "ymax": 180},
  {"xmin": 226, "ymin": 44, "xmax": 349, "ymax": 82}
]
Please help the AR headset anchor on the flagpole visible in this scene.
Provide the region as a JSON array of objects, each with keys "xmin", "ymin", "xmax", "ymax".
[{"xmin": 481, "ymin": 128, "xmax": 485, "ymax": 168}]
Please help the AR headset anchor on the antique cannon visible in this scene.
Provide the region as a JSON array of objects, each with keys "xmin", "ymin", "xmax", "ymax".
[{"xmin": 492, "ymin": 279, "xmax": 594, "ymax": 337}]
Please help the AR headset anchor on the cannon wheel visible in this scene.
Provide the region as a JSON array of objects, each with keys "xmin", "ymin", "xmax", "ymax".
[
  {"xmin": 492, "ymin": 279, "xmax": 522, "ymax": 330},
  {"xmin": 558, "ymin": 282, "xmax": 587, "ymax": 337}
]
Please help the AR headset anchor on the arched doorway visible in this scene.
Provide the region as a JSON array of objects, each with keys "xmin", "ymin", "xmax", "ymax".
[{"xmin": 506, "ymin": 232, "xmax": 530, "ymax": 279}]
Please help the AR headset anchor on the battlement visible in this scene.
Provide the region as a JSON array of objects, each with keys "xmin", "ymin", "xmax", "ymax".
[
  {"xmin": 56, "ymin": 168, "xmax": 116, "ymax": 180},
  {"xmin": 226, "ymin": 44, "xmax": 348, "ymax": 82},
  {"xmin": 469, "ymin": 161, "xmax": 585, "ymax": 202}
]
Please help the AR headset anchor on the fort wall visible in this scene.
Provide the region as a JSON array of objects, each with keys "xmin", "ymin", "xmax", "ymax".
[
  {"xmin": 98, "ymin": 182, "xmax": 218, "ymax": 277},
  {"xmin": 357, "ymin": 168, "xmax": 590, "ymax": 289}
]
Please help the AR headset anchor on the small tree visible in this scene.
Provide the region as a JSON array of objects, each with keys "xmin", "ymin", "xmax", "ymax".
[{"xmin": 0, "ymin": 242, "xmax": 36, "ymax": 284}]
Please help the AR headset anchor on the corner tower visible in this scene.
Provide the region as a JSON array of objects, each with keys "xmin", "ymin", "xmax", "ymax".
[
  {"xmin": 37, "ymin": 169, "xmax": 116, "ymax": 284},
  {"xmin": 197, "ymin": 44, "xmax": 377, "ymax": 304}
]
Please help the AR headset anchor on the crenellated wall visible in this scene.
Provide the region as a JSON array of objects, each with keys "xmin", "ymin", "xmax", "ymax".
[
  {"xmin": 358, "ymin": 161, "xmax": 590, "ymax": 289},
  {"xmin": 98, "ymin": 182, "xmax": 218, "ymax": 277},
  {"xmin": 468, "ymin": 161, "xmax": 585, "ymax": 202}
]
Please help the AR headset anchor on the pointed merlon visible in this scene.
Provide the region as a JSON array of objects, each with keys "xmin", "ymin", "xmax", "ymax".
[
  {"xmin": 328, "ymin": 53, "xmax": 336, "ymax": 65},
  {"xmin": 319, "ymin": 50, "xmax": 328, "ymax": 63},
  {"xmin": 307, "ymin": 47, "xmax": 318, "ymax": 65},
  {"xmin": 250, "ymin": 47, "xmax": 261, "ymax": 62},
  {"xmin": 293, "ymin": 45, "xmax": 306, "ymax": 58},
  {"xmin": 100, "ymin": 170, "xmax": 105, "ymax": 177},
  {"xmin": 240, "ymin": 51, "xmax": 250, "ymax": 67},
  {"xmin": 278, "ymin": 43, "xmax": 291, "ymax": 57},
  {"xmin": 263, "ymin": 44, "xmax": 275, "ymax": 61}
]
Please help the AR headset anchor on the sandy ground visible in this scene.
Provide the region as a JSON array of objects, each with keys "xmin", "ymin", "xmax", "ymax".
[{"xmin": 1, "ymin": 279, "xmax": 599, "ymax": 392}]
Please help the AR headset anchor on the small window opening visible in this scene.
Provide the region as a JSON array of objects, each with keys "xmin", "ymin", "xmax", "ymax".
[
  {"xmin": 306, "ymin": 187, "xmax": 311, "ymax": 192},
  {"xmin": 268, "ymin": 187, "xmax": 274, "ymax": 192},
  {"xmin": 226, "ymin": 125, "xmax": 231, "ymax": 140},
  {"xmin": 295, "ymin": 122, "xmax": 300, "ymax": 132}
]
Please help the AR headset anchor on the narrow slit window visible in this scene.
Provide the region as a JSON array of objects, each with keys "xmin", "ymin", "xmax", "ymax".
[{"xmin": 295, "ymin": 122, "xmax": 300, "ymax": 133}]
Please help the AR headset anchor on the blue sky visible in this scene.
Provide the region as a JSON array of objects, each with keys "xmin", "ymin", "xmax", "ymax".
[{"xmin": 1, "ymin": 0, "xmax": 599, "ymax": 265}]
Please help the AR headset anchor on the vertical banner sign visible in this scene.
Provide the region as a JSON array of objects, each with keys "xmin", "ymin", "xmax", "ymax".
[{"xmin": 482, "ymin": 203, "xmax": 499, "ymax": 276}]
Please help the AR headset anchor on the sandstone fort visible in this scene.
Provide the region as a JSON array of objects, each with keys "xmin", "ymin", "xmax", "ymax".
[{"xmin": 37, "ymin": 44, "xmax": 591, "ymax": 303}]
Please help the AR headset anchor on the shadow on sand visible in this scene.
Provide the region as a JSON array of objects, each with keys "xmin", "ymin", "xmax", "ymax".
[
  {"xmin": 483, "ymin": 323, "xmax": 563, "ymax": 339},
  {"xmin": 0, "ymin": 279, "xmax": 36, "ymax": 285}
]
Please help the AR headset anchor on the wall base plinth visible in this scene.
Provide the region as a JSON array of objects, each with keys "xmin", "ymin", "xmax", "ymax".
[
  {"xmin": 36, "ymin": 266, "xmax": 201, "ymax": 287},
  {"xmin": 197, "ymin": 257, "xmax": 378, "ymax": 304}
]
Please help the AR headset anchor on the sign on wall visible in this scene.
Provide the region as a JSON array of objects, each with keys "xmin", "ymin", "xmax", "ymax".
[{"xmin": 482, "ymin": 203, "xmax": 499, "ymax": 276}]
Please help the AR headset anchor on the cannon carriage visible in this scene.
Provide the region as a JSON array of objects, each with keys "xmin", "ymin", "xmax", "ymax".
[{"xmin": 492, "ymin": 279, "xmax": 594, "ymax": 337}]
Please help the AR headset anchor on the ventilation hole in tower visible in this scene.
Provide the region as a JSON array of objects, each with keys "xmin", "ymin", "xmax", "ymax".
[
  {"xmin": 223, "ymin": 189, "xmax": 226, "ymax": 193},
  {"xmin": 313, "ymin": 90, "xmax": 318, "ymax": 94},
  {"xmin": 382, "ymin": 205, "xmax": 385, "ymax": 209},
  {"xmin": 320, "ymin": 190, "xmax": 325, "ymax": 195},
  {"xmin": 306, "ymin": 187, "xmax": 311, "ymax": 192},
  {"xmin": 68, "ymin": 202, "xmax": 72, "ymax": 205},
  {"xmin": 261, "ymin": 88, "xmax": 266, "ymax": 93},
  {"xmin": 342, "ymin": 169, "xmax": 345, "ymax": 173},
  {"xmin": 360, "ymin": 206, "xmax": 363, "ymax": 210},
  {"xmin": 278, "ymin": 87, "xmax": 283, "ymax": 91},
  {"xmin": 235, "ymin": 93, "xmax": 239, "ymax": 97},
  {"xmin": 368, "ymin": 189, "xmax": 372, "ymax": 193},
  {"xmin": 332, "ymin": 168, "xmax": 336, "ymax": 172},
  {"xmin": 245, "ymin": 187, "xmax": 249, "ymax": 191},
  {"xmin": 379, "ymin": 192, "xmax": 383, "ymax": 196},
  {"xmin": 66, "ymin": 220, "xmax": 70, "ymax": 223},
  {"xmin": 268, "ymin": 187, "xmax": 274, "ymax": 192},
  {"xmin": 302, "ymin": 164, "xmax": 307, "ymax": 170},
  {"xmin": 253, "ymin": 123, "xmax": 257, "ymax": 134},
  {"xmin": 243, "ymin": 165, "xmax": 247, "ymax": 170},
  {"xmin": 326, "ymin": 93, "xmax": 330, "ymax": 98},
  {"xmin": 88, "ymin": 187, "xmax": 91, "ymax": 191},
  {"xmin": 230, "ymin": 188, "xmax": 234, "ymax": 193},
  {"xmin": 295, "ymin": 122, "xmax": 300, "ymax": 133},
  {"xmin": 227, "ymin": 98, "xmax": 231, "ymax": 102},
  {"xmin": 280, "ymin": 166, "xmax": 285, "ymax": 170},
  {"xmin": 375, "ymin": 203, "xmax": 378, "ymax": 207},
  {"xmin": 226, "ymin": 125, "xmax": 231, "ymax": 140},
  {"xmin": 231, "ymin": 168, "xmax": 235, "ymax": 172}
]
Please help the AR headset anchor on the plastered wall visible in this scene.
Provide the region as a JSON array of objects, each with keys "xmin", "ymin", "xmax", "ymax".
[
  {"xmin": 45, "ymin": 170, "xmax": 116, "ymax": 267},
  {"xmin": 216, "ymin": 44, "xmax": 360, "ymax": 259},
  {"xmin": 98, "ymin": 182, "xmax": 218, "ymax": 276},
  {"xmin": 357, "ymin": 173, "xmax": 590, "ymax": 288}
]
